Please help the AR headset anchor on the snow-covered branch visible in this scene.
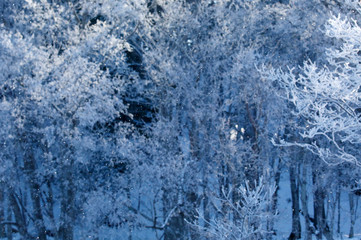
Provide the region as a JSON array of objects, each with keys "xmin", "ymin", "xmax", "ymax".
[{"xmin": 263, "ymin": 10, "xmax": 361, "ymax": 166}]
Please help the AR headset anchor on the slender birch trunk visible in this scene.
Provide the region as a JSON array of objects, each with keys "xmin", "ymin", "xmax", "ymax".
[
  {"xmin": 289, "ymin": 164, "xmax": 301, "ymax": 239},
  {"xmin": 349, "ymin": 192, "xmax": 355, "ymax": 238},
  {"xmin": 300, "ymin": 163, "xmax": 312, "ymax": 240}
]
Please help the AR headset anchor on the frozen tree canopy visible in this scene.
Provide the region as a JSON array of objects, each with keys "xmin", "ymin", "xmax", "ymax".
[{"xmin": 0, "ymin": 0, "xmax": 361, "ymax": 240}]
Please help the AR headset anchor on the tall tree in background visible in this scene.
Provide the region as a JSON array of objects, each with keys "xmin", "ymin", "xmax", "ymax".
[
  {"xmin": 0, "ymin": 0, "xmax": 144, "ymax": 239},
  {"xmin": 1, "ymin": 0, "xmax": 361, "ymax": 239},
  {"xmin": 137, "ymin": 0, "xmax": 337, "ymax": 239},
  {"xmin": 266, "ymin": 1, "xmax": 361, "ymax": 239}
]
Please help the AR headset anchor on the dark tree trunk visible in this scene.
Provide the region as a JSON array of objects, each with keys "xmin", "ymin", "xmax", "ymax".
[
  {"xmin": 313, "ymin": 169, "xmax": 333, "ymax": 240},
  {"xmin": 300, "ymin": 163, "xmax": 312, "ymax": 240},
  {"xmin": 0, "ymin": 185, "xmax": 5, "ymax": 238},
  {"xmin": 163, "ymin": 201, "xmax": 187, "ymax": 240},
  {"xmin": 24, "ymin": 150, "xmax": 46, "ymax": 240},
  {"xmin": 8, "ymin": 191, "xmax": 30, "ymax": 239},
  {"xmin": 268, "ymin": 160, "xmax": 281, "ymax": 238},
  {"xmin": 58, "ymin": 164, "xmax": 76, "ymax": 240},
  {"xmin": 6, "ymin": 193, "xmax": 12, "ymax": 240},
  {"xmin": 337, "ymin": 185, "xmax": 341, "ymax": 235},
  {"xmin": 202, "ymin": 176, "xmax": 210, "ymax": 229},
  {"xmin": 313, "ymin": 182, "xmax": 323, "ymax": 240},
  {"xmin": 348, "ymin": 193, "xmax": 356, "ymax": 238},
  {"xmin": 45, "ymin": 181, "xmax": 58, "ymax": 239},
  {"xmin": 163, "ymin": 185, "xmax": 186, "ymax": 240},
  {"xmin": 289, "ymin": 164, "xmax": 301, "ymax": 239}
]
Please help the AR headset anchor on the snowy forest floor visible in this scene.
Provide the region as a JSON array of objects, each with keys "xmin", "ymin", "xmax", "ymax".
[
  {"xmin": 275, "ymin": 171, "xmax": 361, "ymax": 240},
  {"xmin": 3, "ymin": 169, "xmax": 361, "ymax": 240}
]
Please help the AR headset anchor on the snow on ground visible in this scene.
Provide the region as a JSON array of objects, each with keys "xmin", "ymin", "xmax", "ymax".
[
  {"xmin": 2, "ymin": 169, "xmax": 361, "ymax": 240},
  {"xmin": 275, "ymin": 169, "xmax": 361, "ymax": 240}
]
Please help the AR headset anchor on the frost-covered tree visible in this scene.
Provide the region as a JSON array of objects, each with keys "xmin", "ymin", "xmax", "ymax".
[
  {"xmin": 0, "ymin": 0, "xmax": 144, "ymax": 239},
  {"xmin": 264, "ymin": 2, "xmax": 361, "ymax": 239},
  {"xmin": 266, "ymin": 10, "xmax": 361, "ymax": 166},
  {"xmin": 136, "ymin": 0, "xmax": 334, "ymax": 238},
  {"xmin": 2, "ymin": 0, "xmax": 359, "ymax": 239},
  {"xmin": 195, "ymin": 178, "xmax": 276, "ymax": 240}
]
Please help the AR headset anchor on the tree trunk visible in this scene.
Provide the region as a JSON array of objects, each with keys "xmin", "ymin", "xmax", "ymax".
[
  {"xmin": 348, "ymin": 192, "xmax": 355, "ymax": 238},
  {"xmin": 289, "ymin": 164, "xmax": 301, "ymax": 239},
  {"xmin": 0, "ymin": 185, "xmax": 5, "ymax": 238},
  {"xmin": 127, "ymin": 176, "xmax": 133, "ymax": 240},
  {"xmin": 8, "ymin": 191, "xmax": 30, "ymax": 239},
  {"xmin": 313, "ymin": 169, "xmax": 323, "ymax": 240},
  {"xmin": 202, "ymin": 177, "xmax": 210, "ymax": 229},
  {"xmin": 163, "ymin": 202, "xmax": 187, "ymax": 240},
  {"xmin": 336, "ymin": 185, "xmax": 341, "ymax": 235},
  {"xmin": 300, "ymin": 163, "xmax": 312, "ymax": 240},
  {"xmin": 313, "ymin": 169, "xmax": 333, "ymax": 240},
  {"xmin": 267, "ymin": 158, "xmax": 281, "ymax": 239},
  {"xmin": 18, "ymin": 131, "xmax": 47, "ymax": 240},
  {"xmin": 45, "ymin": 181, "xmax": 58, "ymax": 239},
  {"xmin": 163, "ymin": 184, "xmax": 186, "ymax": 240},
  {"xmin": 6, "ymin": 194, "xmax": 12, "ymax": 240},
  {"xmin": 23, "ymin": 148, "xmax": 46, "ymax": 240},
  {"xmin": 329, "ymin": 188, "xmax": 337, "ymax": 237},
  {"xmin": 58, "ymin": 164, "xmax": 75, "ymax": 240}
]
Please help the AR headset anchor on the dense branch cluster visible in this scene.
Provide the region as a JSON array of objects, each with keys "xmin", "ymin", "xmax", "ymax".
[
  {"xmin": 266, "ymin": 13, "xmax": 361, "ymax": 166},
  {"xmin": 0, "ymin": 0, "xmax": 361, "ymax": 240}
]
